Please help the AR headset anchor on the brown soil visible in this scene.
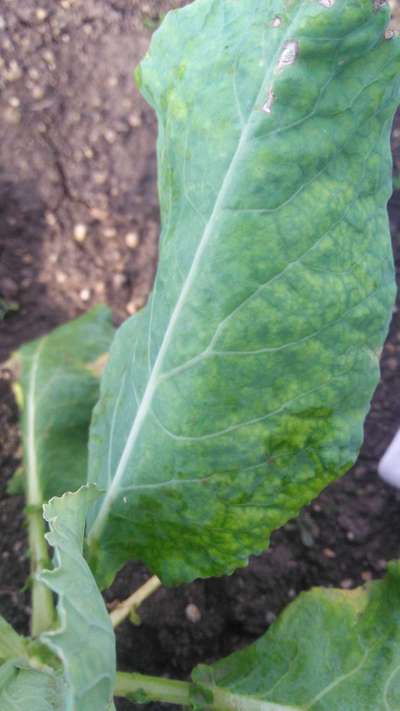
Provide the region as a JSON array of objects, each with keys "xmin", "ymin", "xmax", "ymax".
[{"xmin": 1, "ymin": 4, "xmax": 400, "ymax": 710}]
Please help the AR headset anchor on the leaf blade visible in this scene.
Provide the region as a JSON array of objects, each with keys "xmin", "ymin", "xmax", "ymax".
[
  {"xmin": 192, "ymin": 563, "xmax": 400, "ymax": 710},
  {"xmin": 0, "ymin": 618, "xmax": 27, "ymax": 664},
  {"xmin": 16, "ymin": 305, "xmax": 114, "ymax": 505},
  {"xmin": 0, "ymin": 661, "xmax": 65, "ymax": 711},
  {"xmin": 39, "ymin": 486, "xmax": 116, "ymax": 711},
  {"xmin": 87, "ymin": 0, "xmax": 400, "ymax": 586}
]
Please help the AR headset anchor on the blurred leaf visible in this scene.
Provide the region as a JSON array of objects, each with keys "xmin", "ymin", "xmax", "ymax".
[{"xmin": 15, "ymin": 305, "xmax": 114, "ymax": 503}]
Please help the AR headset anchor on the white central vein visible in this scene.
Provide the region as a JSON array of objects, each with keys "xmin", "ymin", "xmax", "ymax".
[
  {"xmin": 26, "ymin": 339, "xmax": 46, "ymax": 507},
  {"xmin": 88, "ymin": 7, "xmax": 304, "ymax": 543}
]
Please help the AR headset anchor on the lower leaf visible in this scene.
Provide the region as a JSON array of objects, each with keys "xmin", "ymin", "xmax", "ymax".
[
  {"xmin": 0, "ymin": 660, "xmax": 64, "ymax": 711},
  {"xmin": 39, "ymin": 486, "xmax": 116, "ymax": 711},
  {"xmin": 192, "ymin": 563, "xmax": 400, "ymax": 710}
]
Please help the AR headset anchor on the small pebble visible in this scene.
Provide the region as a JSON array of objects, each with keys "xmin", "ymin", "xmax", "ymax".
[
  {"xmin": 361, "ymin": 571, "xmax": 373, "ymax": 582},
  {"xmin": 125, "ymin": 231, "xmax": 139, "ymax": 249},
  {"xmin": 185, "ymin": 604, "xmax": 201, "ymax": 624},
  {"xmin": 103, "ymin": 227, "xmax": 117, "ymax": 238},
  {"xmin": 265, "ymin": 611, "xmax": 276, "ymax": 625},
  {"xmin": 340, "ymin": 578, "xmax": 353, "ymax": 589},
  {"xmin": 4, "ymin": 60, "xmax": 22, "ymax": 82},
  {"xmin": 105, "ymin": 129, "xmax": 116, "ymax": 144},
  {"xmin": 126, "ymin": 301, "xmax": 138, "ymax": 315},
  {"xmin": 74, "ymin": 223, "xmax": 87, "ymax": 242},
  {"xmin": 3, "ymin": 106, "xmax": 21, "ymax": 124},
  {"xmin": 36, "ymin": 8, "xmax": 48, "ymax": 21},
  {"xmin": 323, "ymin": 547, "xmax": 336, "ymax": 559},
  {"xmin": 126, "ymin": 297, "xmax": 145, "ymax": 315},
  {"xmin": 128, "ymin": 113, "xmax": 142, "ymax": 128},
  {"xmin": 94, "ymin": 172, "xmax": 107, "ymax": 185},
  {"xmin": 42, "ymin": 50, "xmax": 55, "ymax": 65},
  {"xmin": 31, "ymin": 85, "xmax": 45, "ymax": 100},
  {"xmin": 90, "ymin": 207, "xmax": 108, "ymax": 221},
  {"xmin": 80, "ymin": 288, "xmax": 90, "ymax": 302}
]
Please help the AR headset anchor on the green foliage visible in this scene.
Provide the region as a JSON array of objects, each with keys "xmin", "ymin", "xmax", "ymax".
[
  {"xmin": 0, "ymin": 618, "xmax": 27, "ymax": 663},
  {"xmin": 192, "ymin": 563, "xmax": 400, "ymax": 710},
  {"xmin": 86, "ymin": 0, "xmax": 400, "ymax": 589},
  {"xmin": 0, "ymin": 616, "xmax": 63, "ymax": 711},
  {"xmin": 2, "ymin": 2, "xmax": 400, "ymax": 710},
  {"xmin": 39, "ymin": 487, "xmax": 116, "ymax": 711},
  {"xmin": 0, "ymin": 608, "xmax": 114, "ymax": 711},
  {"xmin": 0, "ymin": 662, "xmax": 64, "ymax": 711},
  {"xmin": 15, "ymin": 305, "xmax": 113, "ymax": 503}
]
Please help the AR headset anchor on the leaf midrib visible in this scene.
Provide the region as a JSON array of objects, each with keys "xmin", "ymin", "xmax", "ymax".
[
  {"xmin": 87, "ymin": 4, "xmax": 305, "ymax": 544},
  {"xmin": 26, "ymin": 339, "xmax": 46, "ymax": 507}
]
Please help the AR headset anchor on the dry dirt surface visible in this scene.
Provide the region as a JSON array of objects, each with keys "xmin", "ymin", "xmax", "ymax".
[{"xmin": 1, "ymin": 3, "xmax": 400, "ymax": 711}]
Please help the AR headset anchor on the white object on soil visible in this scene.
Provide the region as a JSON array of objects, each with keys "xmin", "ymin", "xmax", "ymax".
[{"xmin": 378, "ymin": 429, "xmax": 400, "ymax": 488}]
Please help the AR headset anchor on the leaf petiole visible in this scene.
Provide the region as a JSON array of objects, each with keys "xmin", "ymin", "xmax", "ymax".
[
  {"xmin": 115, "ymin": 672, "xmax": 191, "ymax": 706},
  {"xmin": 114, "ymin": 671, "xmax": 300, "ymax": 710},
  {"xmin": 26, "ymin": 505, "xmax": 55, "ymax": 637},
  {"xmin": 110, "ymin": 575, "xmax": 161, "ymax": 628}
]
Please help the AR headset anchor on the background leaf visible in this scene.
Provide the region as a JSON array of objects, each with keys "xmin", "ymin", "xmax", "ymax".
[
  {"xmin": 192, "ymin": 562, "xmax": 400, "ymax": 710},
  {"xmin": 87, "ymin": 0, "xmax": 400, "ymax": 588},
  {"xmin": 39, "ymin": 487, "xmax": 116, "ymax": 711},
  {"xmin": 15, "ymin": 305, "xmax": 114, "ymax": 503}
]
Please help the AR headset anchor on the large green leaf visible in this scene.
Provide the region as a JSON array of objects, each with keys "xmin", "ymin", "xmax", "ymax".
[
  {"xmin": 86, "ymin": 0, "xmax": 400, "ymax": 587},
  {"xmin": 15, "ymin": 305, "xmax": 114, "ymax": 505},
  {"xmin": 39, "ymin": 487, "xmax": 116, "ymax": 711},
  {"xmin": 192, "ymin": 562, "xmax": 400, "ymax": 710}
]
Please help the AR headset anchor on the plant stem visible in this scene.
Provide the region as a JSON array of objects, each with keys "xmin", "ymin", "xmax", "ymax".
[
  {"xmin": 23, "ymin": 339, "xmax": 55, "ymax": 636},
  {"xmin": 114, "ymin": 672, "xmax": 300, "ymax": 710},
  {"xmin": 110, "ymin": 575, "xmax": 161, "ymax": 628},
  {"xmin": 27, "ymin": 505, "xmax": 55, "ymax": 637},
  {"xmin": 115, "ymin": 672, "xmax": 191, "ymax": 706}
]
